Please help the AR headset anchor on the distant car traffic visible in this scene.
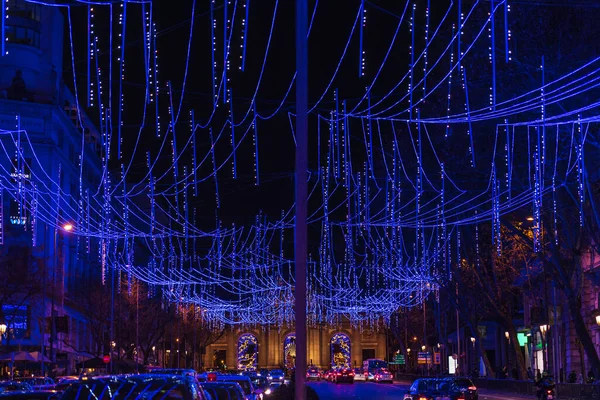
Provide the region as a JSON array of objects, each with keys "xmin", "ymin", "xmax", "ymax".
[
  {"xmin": 267, "ymin": 369, "xmax": 285, "ymax": 384},
  {"xmin": 353, "ymin": 368, "xmax": 366, "ymax": 381},
  {"xmin": 373, "ymin": 368, "xmax": 393, "ymax": 383},
  {"xmin": 306, "ymin": 366, "xmax": 321, "ymax": 381},
  {"xmin": 331, "ymin": 368, "xmax": 354, "ymax": 384}
]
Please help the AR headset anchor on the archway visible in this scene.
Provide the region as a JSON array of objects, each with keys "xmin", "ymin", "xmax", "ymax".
[
  {"xmin": 283, "ymin": 333, "xmax": 296, "ymax": 370},
  {"xmin": 237, "ymin": 333, "xmax": 258, "ymax": 371},
  {"xmin": 330, "ymin": 333, "xmax": 351, "ymax": 368}
]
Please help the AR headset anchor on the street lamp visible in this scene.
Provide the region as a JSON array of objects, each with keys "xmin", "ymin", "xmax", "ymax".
[
  {"xmin": 592, "ymin": 310, "xmax": 600, "ymax": 327},
  {"xmin": 0, "ymin": 322, "xmax": 6, "ymax": 336},
  {"xmin": 470, "ymin": 337, "xmax": 476, "ymax": 347},
  {"xmin": 63, "ymin": 223, "xmax": 73, "ymax": 231}
]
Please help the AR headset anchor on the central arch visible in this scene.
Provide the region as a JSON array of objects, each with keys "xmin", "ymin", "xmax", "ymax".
[
  {"xmin": 283, "ymin": 333, "xmax": 296, "ymax": 370},
  {"xmin": 237, "ymin": 333, "xmax": 258, "ymax": 371},
  {"xmin": 330, "ymin": 332, "xmax": 351, "ymax": 368}
]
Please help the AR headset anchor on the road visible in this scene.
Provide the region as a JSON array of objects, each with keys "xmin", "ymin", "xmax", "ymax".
[{"xmin": 308, "ymin": 380, "xmax": 537, "ymax": 400}]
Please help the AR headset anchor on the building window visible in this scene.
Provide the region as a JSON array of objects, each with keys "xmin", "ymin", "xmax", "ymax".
[
  {"xmin": 8, "ymin": 0, "xmax": 41, "ymax": 22},
  {"xmin": 6, "ymin": 25, "xmax": 40, "ymax": 48}
]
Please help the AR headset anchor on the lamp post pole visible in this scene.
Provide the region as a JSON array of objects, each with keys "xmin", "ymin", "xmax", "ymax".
[{"xmin": 294, "ymin": 0, "xmax": 308, "ymax": 398}]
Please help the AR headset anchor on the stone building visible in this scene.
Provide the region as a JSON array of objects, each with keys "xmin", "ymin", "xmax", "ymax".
[{"xmin": 202, "ymin": 322, "xmax": 388, "ymax": 370}]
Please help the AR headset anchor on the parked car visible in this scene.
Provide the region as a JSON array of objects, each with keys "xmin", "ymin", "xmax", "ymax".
[
  {"xmin": 144, "ymin": 368, "xmax": 198, "ymax": 379},
  {"xmin": 373, "ymin": 368, "xmax": 393, "ymax": 383},
  {"xmin": 15, "ymin": 377, "xmax": 55, "ymax": 391},
  {"xmin": 200, "ymin": 382, "xmax": 246, "ymax": 400},
  {"xmin": 0, "ymin": 382, "xmax": 33, "ymax": 394},
  {"xmin": 212, "ymin": 374, "xmax": 260, "ymax": 400},
  {"xmin": 0, "ymin": 391, "xmax": 61, "ymax": 400},
  {"xmin": 306, "ymin": 366, "xmax": 321, "ymax": 381},
  {"xmin": 61, "ymin": 374, "xmax": 207, "ymax": 400}
]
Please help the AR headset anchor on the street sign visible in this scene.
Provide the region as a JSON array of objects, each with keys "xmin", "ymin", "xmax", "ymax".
[
  {"xmin": 417, "ymin": 352, "xmax": 431, "ymax": 364},
  {"xmin": 433, "ymin": 352, "xmax": 441, "ymax": 365},
  {"xmin": 394, "ymin": 354, "xmax": 405, "ymax": 365},
  {"xmin": 103, "ymin": 355, "xmax": 110, "ymax": 364}
]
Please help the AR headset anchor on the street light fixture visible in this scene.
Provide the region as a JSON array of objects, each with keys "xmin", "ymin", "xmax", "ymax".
[
  {"xmin": 470, "ymin": 337, "xmax": 476, "ymax": 347},
  {"xmin": 63, "ymin": 223, "xmax": 73, "ymax": 231},
  {"xmin": 0, "ymin": 322, "xmax": 6, "ymax": 336},
  {"xmin": 421, "ymin": 345, "xmax": 426, "ymax": 351},
  {"xmin": 592, "ymin": 310, "xmax": 600, "ymax": 327}
]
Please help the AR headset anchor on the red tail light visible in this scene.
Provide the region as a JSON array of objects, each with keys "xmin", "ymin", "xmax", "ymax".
[
  {"xmin": 547, "ymin": 390, "xmax": 552, "ymax": 394},
  {"xmin": 468, "ymin": 386, "xmax": 477, "ymax": 391},
  {"xmin": 336, "ymin": 372, "xmax": 341, "ymax": 376}
]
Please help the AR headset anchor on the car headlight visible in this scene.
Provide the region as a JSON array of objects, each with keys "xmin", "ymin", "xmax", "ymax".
[{"xmin": 265, "ymin": 389, "xmax": 272, "ymax": 395}]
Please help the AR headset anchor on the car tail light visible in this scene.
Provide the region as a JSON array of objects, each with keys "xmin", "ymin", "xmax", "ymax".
[
  {"xmin": 337, "ymin": 372, "xmax": 341, "ymax": 376},
  {"xmin": 207, "ymin": 373, "xmax": 217, "ymax": 382},
  {"xmin": 349, "ymin": 372, "xmax": 354, "ymax": 376},
  {"xmin": 418, "ymin": 397, "xmax": 428, "ymax": 400},
  {"xmin": 468, "ymin": 386, "xmax": 477, "ymax": 391},
  {"xmin": 547, "ymin": 390, "xmax": 552, "ymax": 394}
]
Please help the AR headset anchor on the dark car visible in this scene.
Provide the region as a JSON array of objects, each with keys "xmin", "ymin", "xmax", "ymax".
[
  {"xmin": 200, "ymin": 382, "xmax": 246, "ymax": 400},
  {"xmin": 442, "ymin": 377, "xmax": 478, "ymax": 400},
  {"xmin": 333, "ymin": 368, "xmax": 355, "ymax": 384},
  {"xmin": 267, "ymin": 369, "xmax": 285, "ymax": 384},
  {"xmin": 15, "ymin": 377, "xmax": 56, "ymax": 391},
  {"xmin": 61, "ymin": 374, "xmax": 207, "ymax": 400},
  {"xmin": 0, "ymin": 382, "xmax": 33, "ymax": 393},
  {"xmin": 215, "ymin": 375, "xmax": 258, "ymax": 400},
  {"xmin": 53, "ymin": 378, "xmax": 80, "ymax": 393},
  {"xmin": 0, "ymin": 391, "xmax": 61, "ymax": 399},
  {"xmin": 306, "ymin": 366, "xmax": 321, "ymax": 381},
  {"xmin": 403, "ymin": 378, "xmax": 440, "ymax": 400}
]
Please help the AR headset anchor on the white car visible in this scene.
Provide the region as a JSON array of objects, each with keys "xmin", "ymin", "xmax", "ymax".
[
  {"xmin": 353, "ymin": 368, "xmax": 366, "ymax": 381},
  {"xmin": 373, "ymin": 369, "xmax": 394, "ymax": 383}
]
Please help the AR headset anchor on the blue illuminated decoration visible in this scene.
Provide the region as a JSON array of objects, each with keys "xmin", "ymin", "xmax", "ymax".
[
  {"xmin": 330, "ymin": 333, "xmax": 351, "ymax": 368},
  {"xmin": 0, "ymin": 0, "xmax": 595, "ymax": 330},
  {"xmin": 237, "ymin": 333, "xmax": 258, "ymax": 371}
]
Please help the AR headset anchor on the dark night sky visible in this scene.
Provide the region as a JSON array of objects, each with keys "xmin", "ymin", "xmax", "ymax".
[{"xmin": 62, "ymin": 0, "xmax": 600, "ymax": 233}]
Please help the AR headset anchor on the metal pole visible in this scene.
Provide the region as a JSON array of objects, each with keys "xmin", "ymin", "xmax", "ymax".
[
  {"xmin": 41, "ymin": 225, "xmax": 47, "ymax": 376},
  {"xmin": 456, "ymin": 283, "xmax": 460, "ymax": 376},
  {"xmin": 294, "ymin": 0, "xmax": 308, "ymax": 398},
  {"xmin": 50, "ymin": 228, "xmax": 57, "ymax": 367}
]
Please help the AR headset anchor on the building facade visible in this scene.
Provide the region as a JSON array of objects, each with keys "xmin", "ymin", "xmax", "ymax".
[
  {"xmin": 201, "ymin": 323, "xmax": 388, "ymax": 370},
  {"xmin": 0, "ymin": 0, "xmax": 103, "ymax": 376}
]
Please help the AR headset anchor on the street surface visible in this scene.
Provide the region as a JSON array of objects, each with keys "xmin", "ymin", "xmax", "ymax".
[{"xmin": 308, "ymin": 381, "xmax": 537, "ymax": 400}]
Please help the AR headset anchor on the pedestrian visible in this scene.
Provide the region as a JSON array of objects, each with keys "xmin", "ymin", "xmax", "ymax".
[
  {"xmin": 536, "ymin": 369, "xmax": 542, "ymax": 382},
  {"xmin": 527, "ymin": 367, "xmax": 534, "ymax": 381},
  {"xmin": 578, "ymin": 373, "xmax": 584, "ymax": 384}
]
